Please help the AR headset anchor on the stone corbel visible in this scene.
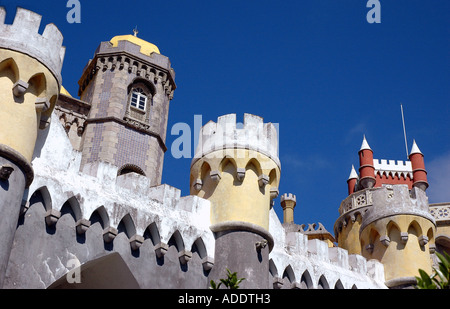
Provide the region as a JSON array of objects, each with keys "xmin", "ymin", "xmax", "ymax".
[
  {"xmin": 273, "ymin": 277, "xmax": 283, "ymax": 289},
  {"xmin": 258, "ymin": 174, "xmax": 269, "ymax": 187},
  {"xmin": 35, "ymin": 97, "xmax": 50, "ymax": 113},
  {"xmin": 45, "ymin": 209, "xmax": 61, "ymax": 226},
  {"xmin": 236, "ymin": 168, "xmax": 246, "ymax": 181},
  {"xmin": 75, "ymin": 219, "xmax": 91, "ymax": 235},
  {"xmin": 291, "ymin": 282, "xmax": 301, "ymax": 289},
  {"xmin": 418, "ymin": 235, "xmax": 429, "ymax": 246},
  {"xmin": 155, "ymin": 242, "xmax": 169, "ymax": 258},
  {"xmin": 400, "ymin": 232, "xmax": 409, "ymax": 244},
  {"xmin": 202, "ymin": 257, "xmax": 214, "ymax": 271},
  {"xmin": 270, "ymin": 188, "xmax": 279, "ymax": 200},
  {"xmin": 380, "ymin": 235, "xmax": 390, "ymax": 247},
  {"xmin": 39, "ymin": 114, "xmax": 51, "ymax": 130},
  {"xmin": 210, "ymin": 170, "xmax": 221, "ymax": 183},
  {"xmin": 178, "ymin": 250, "xmax": 192, "ymax": 265},
  {"xmin": 193, "ymin": 179, "xmax": 203, "ymax": 191},
  {"xmin": 130, "ymin": 234, "xmax": 145, "ymax": 250},
  {"xmin": 12, "ymin": 80, "xmax": 29, "ymax": 97},
  {"xmin": 0, "ymin": 165, "xmax": 14, "ymax": 181},
  {"xmin": 103, "ymin": 226, "xmax": 118, "ymax": 243},
  {"xmin": 429, "ymin": 243, "xmax": 436, "ymax": 254},
  {"xmin": 255, "ymin": 239, "xmax": 268, "ymax": 250},
  {"xmin": 365, "ymin": 243, "xmax": 374, "ymax": 254}
]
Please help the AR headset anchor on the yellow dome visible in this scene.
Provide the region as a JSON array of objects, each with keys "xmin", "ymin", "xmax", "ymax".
[{"xmin": 110, "ymin": 35, "xmax": 160, "ymax": 56}]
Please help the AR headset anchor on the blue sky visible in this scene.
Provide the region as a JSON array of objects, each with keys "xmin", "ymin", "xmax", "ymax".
[{"xmin": 2, "ymin": 1, "xmax": 449, "ymax": 234}]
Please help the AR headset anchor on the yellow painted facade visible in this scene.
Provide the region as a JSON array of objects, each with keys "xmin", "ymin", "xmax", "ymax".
[
  {"xmin": 337, "ymin": 216, "xmax": 363, "ymax": 255},
  {"xmin": 360, "ymin": 214, "xmax": 435, "ymax": 283},
  {"xmin": 0, "ymin": 49, "xmax": 59, "ymax": 162},
  {"xmin": 190, "ymin": 148, "xmax": 280, "ymax": 231}
]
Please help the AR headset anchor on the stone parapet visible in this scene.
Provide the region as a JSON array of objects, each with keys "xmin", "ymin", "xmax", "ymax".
[
  {"xmin": 192, "ymin": 113, "xmax": 280, "ymax": 169},
  {"xmin": 0, "ymin": 7, "xmax": 65, "ymax": 84}
]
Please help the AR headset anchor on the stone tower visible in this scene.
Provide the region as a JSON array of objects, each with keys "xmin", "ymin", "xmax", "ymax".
[
  {"xmin": 77, "ymin": 34, "xmax": 176, "ymax": 186},
  {"xmin": 190, "ymin": 114, "xmax": 280, "ymax": 288},
  {"xmin": 0, "ymin": 7, "xmax": 64, "ymax": 286},
  {"xmin": 335, "ymin": 137, "xmax": 436, "ymax": 288}
]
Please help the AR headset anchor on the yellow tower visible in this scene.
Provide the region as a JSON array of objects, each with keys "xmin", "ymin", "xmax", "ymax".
[
  {"xmin": 359, "ymin": 185, "xmax": 435, "ymax": 288},
  {"xmin": 0, "ymin": 7, "xmax": 64, "ymax": 286},
  {"xmin": 190, "ymin": 113, "xmax": 280, "ymax": 288}
]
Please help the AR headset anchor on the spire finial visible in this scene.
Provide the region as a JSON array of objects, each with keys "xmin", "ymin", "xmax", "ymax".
[
  {"xmin": 409, "ymin": 139, "xmax": 423, "ymax": 156},
  {"xmin": 133, "ymin": 26, "xmax": 139, "ymax": 37},
  {"xmin": 348, "ymin": 165, "xmax": 358, "ymax": 180},
  {"xmin": 360, "ymin": 135, "xmax": 372, "ymax": 151}
]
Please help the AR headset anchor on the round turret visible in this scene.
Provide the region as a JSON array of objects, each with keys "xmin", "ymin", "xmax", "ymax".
[
  {"xmin": 359, "ymin": 185, "xmax": 435, "ymax": 288},
  {"xmin": 347, "ymin": 165, "xmax": 358, "ymax": 195},
  {"xmin": 409, "ymin": 140, "xmax": 428, "ymax": 191},
  {"xmin": 190, "ymin": 113, "xmax": 280, "ymax": 288},
  {"xmin": 0, "ymin": 7, "xmax": 64, "ymax": 287},
  {"xmin": 358, "ymin": 135, "xmax": 376, "ymax": 189},
  {"xmin": 190, "ymin": 113, "xmax": 280, "ymax": 231}
]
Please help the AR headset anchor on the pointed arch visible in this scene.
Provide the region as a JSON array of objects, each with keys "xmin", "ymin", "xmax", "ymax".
[
  {"xmin": 318, "ymin": 275, "xmax": 330, "ymax": 289},
  {"xmin": 89, "ymin": 206, "xmax": 110, "ymax": 229},
  {"xmin": 245, "ymin": 158, "xmax": 262, "ymax": 176},
  {"xmin": 60, "ymin": 196, "xmax": 82, "ymax": 222},
  {"xmin": 143, "ymin": 222, "xmax": 161, "ymax": 246},
  {"xmin": 387, "ymin": 220, "xmax": 402, "ymax": 244},
  {"xmin": 300, "ymin": 270, "xmax": 313, "ymax": 289},
  {"xmin": 191, "ymin": 237, "xmax": 207, "ymax": 259},
  {"xmin": 426, "ymin": 227, "xmax": 434, "ymax": 243},
  {"xmin": 282, "ymin": 265, "xmax": 296, "ymax": 283},
  {"xmin": 27, "ymin": 72, "xmax": 47, "ymax": 97},
  {"xmin": 334, "ymin": 279, "xmax": 344, "ymax": 289},
  {"xmin": 168, "ymin": 230, "xmax": 185, "ymax": 252},
  {"xmin": 117, "ymin": 214, "xmax": 137, "ymax": 238},
  {"xmin": 268, "ymin": 259, "xmax": 278, "ymax": 278},
  {"xmin": 219, "ymin": 156, "xmax": 237, "ymax": 173},
  {"xmin": 200, "ymin": 161, "xmax": 211, "ymax": 181},
  {"xmin": 29, "ymin": 186, "xmax": 52, "ymax": 212},
  {"xmin": 268, "ymin": 168, "xmax": 278, "ymax": 187},
  {"xmin": 0, "ymin": 57, "xmax": 19, "ymax": 83},
  {"xmin": 407, "ymin": 220, "xmax": 422, "ymax": 237},
  {"xmin": 369, "ymin": 227, "xmax": 380, "ymax": 244}
]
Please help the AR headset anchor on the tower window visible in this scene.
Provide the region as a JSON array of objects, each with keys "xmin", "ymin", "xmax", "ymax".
[{"xmin": 130, "ymin": 87, "xmax": 147, "ymax": 111}]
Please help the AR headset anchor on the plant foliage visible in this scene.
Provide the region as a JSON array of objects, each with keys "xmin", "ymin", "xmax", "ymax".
[
  {"xmin": 415, "ymin": 251, "xmax": 450, "ymax": 289},
  {"xmin": 210, "ymin": 268, "xmax": 245, "ymax": 289}
]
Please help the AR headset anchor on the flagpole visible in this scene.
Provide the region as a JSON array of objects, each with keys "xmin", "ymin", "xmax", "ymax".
[{"xmin": 401, "ymin": 104, "xmax": 409, "ymax": 158}]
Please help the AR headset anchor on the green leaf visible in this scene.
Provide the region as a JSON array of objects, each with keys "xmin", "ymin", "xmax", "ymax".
[{"xmin": 418, "ymin": 269, "xmax": 434, "ymax": 288}]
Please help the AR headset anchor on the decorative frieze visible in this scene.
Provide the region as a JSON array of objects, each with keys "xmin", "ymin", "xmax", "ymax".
[{"xmin": 429, "ymin": 203, "xmax": 450, "ymax": 222}]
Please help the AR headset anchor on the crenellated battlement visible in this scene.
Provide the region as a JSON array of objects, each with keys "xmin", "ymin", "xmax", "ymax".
[
  {"xmin": 78, "ymin": 36, "xmax": 175, "ymax": 98},
  {"xmin": 361, "ymin": 185, "xmax": 434, "ymax": 231},
  {"xmin": 0, "ymin": 7, "xmax": 65, "ymax": 84},
  {"xmin": 269, "ymin": 211, "xmax": 386, "ymax": 289},
  {"xmin": 373, "ymin": 158, "xmax": 413, "ymax": 179},
  {"xmin": 192, "ymin": 113, "xmax": 280, "ymax": 168}
]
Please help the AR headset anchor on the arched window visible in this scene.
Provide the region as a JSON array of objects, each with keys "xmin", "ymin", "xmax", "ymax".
[{"xmin": 130, "ymin": 87, "xmax": 147, "ymax": 111}]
